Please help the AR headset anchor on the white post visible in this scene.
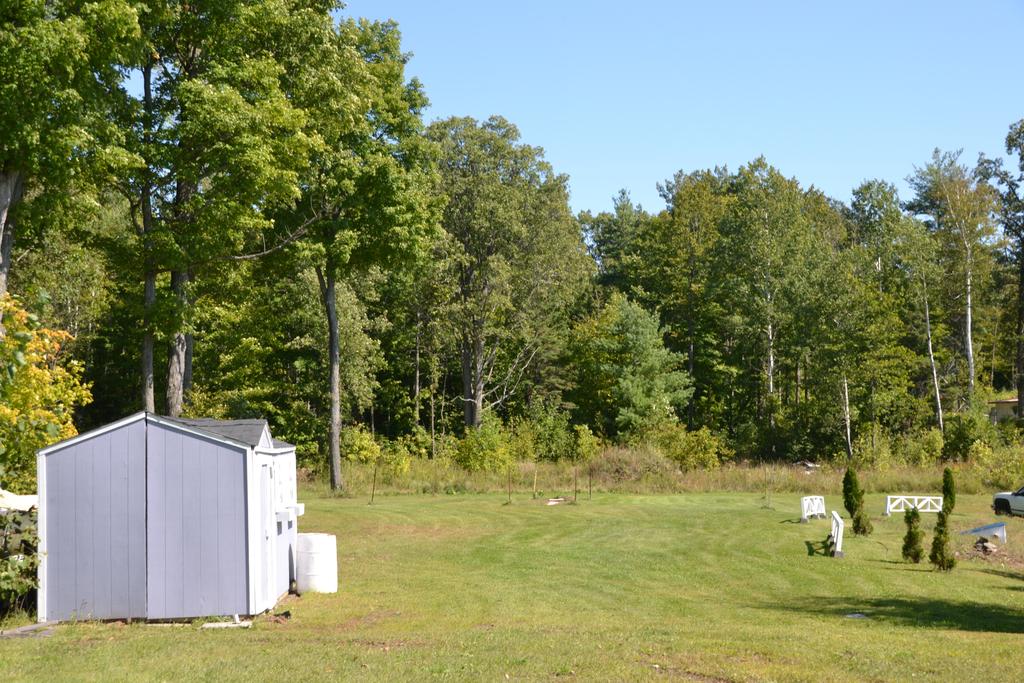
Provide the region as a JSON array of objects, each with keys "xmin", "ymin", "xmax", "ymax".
[{"xmin": 36, "ymin": 451, "xmax": 47, "ymax": 623}]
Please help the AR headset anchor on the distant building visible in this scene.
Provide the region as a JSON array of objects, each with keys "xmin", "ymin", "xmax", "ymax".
[{"xmin": 989, "ymin": 398, "xmax": 1018, "ymax": 423}]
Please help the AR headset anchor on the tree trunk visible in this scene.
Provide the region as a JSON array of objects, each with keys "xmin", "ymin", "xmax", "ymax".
[
  {"xmin": 923, "ymin": 288, "xmax": 944, "ymax": 434},
  {"xmin": 140, "ymin": 61, "xmax": 156, "ymax": 413},
  {"xmin": 429, "ymin": 354, "xmax": 437, "ymax": 459},
  {"xmin": 685, "ymin": 260, "xmax": 697, "ymax": 428},
  {"xmin": 460, "ymin": 331, "xmax": 485, "ymax": 428},
  {"xmin": 0, "ymin": 170, "xmax": 24, "ymax": 302},
  {"xmin": 166, "ymin": 270, "xmax": 190, "ymax": 417},
  {"xmin": 842, "ymin": 374, "xmax": 853, "ymax": 460},
  {"xmin": 965, "ymin": 266, "xmax": 975, "ymax": 397},
  {"xmin": 369, "ymin": 459, "xmax": 378, "ymax": 505},
  {"xmin": 142, "ymin": 270, "xmax": 156, "ymax": 412},
  {"xmin": 687, "ymin": 306, "xmax": 696, "ymax": 428},
  {"xmin": 316, "ymin": 264, "xmax": 343, "ymax": 491},
  {"xmin": 413, "ymin": 315, "xmax": 421, "ymax": 426},
  {"xmin": 573, "ymin": 464, "xmax": 578, "ymax": 503},
  {"xmin": 183, "ymin": 332, "xmax": 194, "ymax": 396},
  {"xmin": 1017, "ymin": 254, "xmax": 1024, "ymax": 420}
]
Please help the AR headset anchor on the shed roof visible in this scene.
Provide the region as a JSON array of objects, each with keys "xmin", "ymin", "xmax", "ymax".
[
  {"xmin": 39, "ymin": 412, "xmax": 295, "ymax": 456},
  {"xmin": 159, "ymin": 417, "xmax": 270, "ymax": 447}
]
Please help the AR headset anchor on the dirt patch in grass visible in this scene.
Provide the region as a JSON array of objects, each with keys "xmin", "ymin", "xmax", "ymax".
[
  {"xmin": 646, "ymin": 663, "xmax": 732, "ymax": 681},
  {"xmin": 346, "ymin": 637, "xmax": 419, "ymax": 651},
  {"xmin": 338, "ymin": 609, "xmax": 402, "ymax": 630},
  {"xmin": 373, "ymin": 523, "xmax": 478, "ymax": 541}
]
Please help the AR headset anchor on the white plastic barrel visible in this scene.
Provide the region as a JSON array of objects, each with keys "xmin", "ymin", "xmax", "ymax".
[{"xmin": 296, "ymin": 533, "xmax": 338, "ymax": 594}]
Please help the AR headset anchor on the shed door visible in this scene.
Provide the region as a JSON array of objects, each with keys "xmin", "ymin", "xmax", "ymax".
[{"xmin": 256, "ymin": 463, "xmax": 275, "ymax": 610}]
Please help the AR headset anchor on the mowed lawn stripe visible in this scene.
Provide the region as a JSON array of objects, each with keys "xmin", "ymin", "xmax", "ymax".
[{"xmin": 3, "ymin": 492, "xmax": 1024, "ymax": 681}]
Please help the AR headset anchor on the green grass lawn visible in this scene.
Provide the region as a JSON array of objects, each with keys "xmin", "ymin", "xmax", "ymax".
[{"xmin": 3, "ymin": 492, "xmax": 1024, "ymax": 681}]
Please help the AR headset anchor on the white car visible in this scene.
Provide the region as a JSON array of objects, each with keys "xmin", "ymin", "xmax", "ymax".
[{"xmin": 993, "ymin": 487, "xmax": 1024, "ymax": 515}]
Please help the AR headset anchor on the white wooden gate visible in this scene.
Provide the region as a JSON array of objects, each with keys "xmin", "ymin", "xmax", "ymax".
[
  {"xmin": 800, "ymin": 496, "xmax": 826, "ymax": 522},
  {"xmin": 884, "ymin": 495, "xmax": 942, "ymax": 516},
  {"xmin": 827, "ymin": 511, "xmax": 845, "ymax": 558}
]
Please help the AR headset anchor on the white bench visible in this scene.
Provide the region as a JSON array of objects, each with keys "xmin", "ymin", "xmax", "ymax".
[
  {"xmin": 800, "ymin": 495, "xmax": 826, "ymax": 522},
  {"xmin": 884, "ymin": 495, "xmax": 942, "ymax": 516}
]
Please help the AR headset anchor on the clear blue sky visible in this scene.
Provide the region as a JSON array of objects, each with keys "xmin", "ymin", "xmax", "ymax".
[{"xmin": 346, "ymin": 1, "xmax": 1024, "ymax": 214}]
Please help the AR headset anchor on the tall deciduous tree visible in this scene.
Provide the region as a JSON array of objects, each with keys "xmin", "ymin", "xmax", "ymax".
[
  {"xmin": 121, "ymin": 0, "xmax": 315, "ymax": 414},
  {"xmin": 428, "ymin": 116, "xmax": 590, "ymax": 429},
  {"xmin": 712, "ymin": 158, "xmax": 814, "ymax": 452},
  {"xmin": 635, "ymin": 169, "xmax": 731, "ymax": 427},
  {"xmin": 979, "ymin": 120, "xmax": 1024, "ymax": 417},
  {"xmin": 907, "ymin": 150, "xmax": 998, "ymax": 401},
  {"xmin": 284, "ymin": 18, "xmax": 436, "ymax": 489},
  {"xmin": 0, "ymin": 0, "xmax": 138, "ymax": 299}
]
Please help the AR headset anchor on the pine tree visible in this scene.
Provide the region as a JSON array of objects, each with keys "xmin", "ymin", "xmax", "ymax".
[
  {"xmin": 842, "ymin": 468, "xmax": 859, "ymax": 518},
  {"xmin": 853, "ymin": 508, "xmax": 873, "ymax": 536},
  {"xmin": 902, "ymin": 507, "xmax": 924, "ymax": 563},
  {"xmin": 929, "ymin": 510, "xmax": 956, "ymax": 571},
  {"xmin": 942, "ymin": 467, "xmax": 956, "ymax": 514},
  {"xmin": 843, "ymin": 468, "xmax": 873, "ymax": 535}
]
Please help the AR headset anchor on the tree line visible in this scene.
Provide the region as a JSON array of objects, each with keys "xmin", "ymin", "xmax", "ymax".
[{"xmin": 3, "ymin": 1, "xmax": 1024, "ymax": 491}]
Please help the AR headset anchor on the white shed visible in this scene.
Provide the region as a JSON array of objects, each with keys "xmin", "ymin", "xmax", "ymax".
[{"xmin": 36, "ymin": 412, "xmax": 304, "ymax": 622}]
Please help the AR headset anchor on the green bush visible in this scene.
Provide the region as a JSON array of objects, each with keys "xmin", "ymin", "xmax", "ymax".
[
  {"xmin": 340, "ymin": 424, "xmax": 381, "ymax": 464},
  {"xmin": 941, "ymin": 467, "xmax": 956, "ymax": 514},
  {"xmin": 455, "ymin": 415, "xmax": 511, "ymax": 472},
  {"xmin": 573, "ymin": 425, "xmax": 601, "ymax": 464},
  {"xmin": 646, "ymin": 423, "xmax": 733, "ymax": 472},
  {"xmin": 843, "ymin": 468, "xmax": 872, "ymax": 535},
  {"xmin": 971, "ymin": 441, "xmax": 1024, "ymax": 490},
  {"xmin": 901, "ymin": 507, "xmax": 924, "ymax": 563},
  {"xmin": 0, "ymin": 509, "xmax": 38, "ymax": 617},
  {"xmin": 588, "ymin": 445, "xmax": 677, "ymax": 485},
  {"xmin": 929, "ymin": 510, "xmax": 956, "ymax": 571},
  {"xmin": 842, "ymin": 468, "xmax": 860, "ymax": 518},
  {"xmin": 895, "ymin": 428, "xmax": 944, "ymax": 466},
  {"xmin": 852, "ymin": 425, "xmax": 894, "ymax": 469},
  {"xmin": 530, "ymin": 403, "xmax": 574, "ymax": 462},
  {"xmin": 943, "ymin": 409, "xmax": 997, "ymax": 461}
]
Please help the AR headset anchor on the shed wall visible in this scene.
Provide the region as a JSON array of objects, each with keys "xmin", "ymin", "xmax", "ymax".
[
  {"xmin": 145, "ymin": 422, "xmax": 249, "ymax": 619},
  {"xmin": 43, "ymin": 420, "xmax": 147, "ymax": 621}
]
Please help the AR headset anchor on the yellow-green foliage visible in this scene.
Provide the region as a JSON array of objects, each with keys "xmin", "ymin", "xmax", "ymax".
[
  {"xmin": 573, "ymin": 424, "xmax": 601, "ymax": 463},
  {"xmin": 895, "ymin": 428, "xmax": 945, "ymax": 466},
  {"xmin": 455, "ymin": 415, "xmax": 511, "ymax": 472},
  {"xmin": 0, "ymin": 297, "xmax": 91, "ymax": 493},
  {"xmin": 969, "ymin": 441, "xmax": 1024, "ymax": 490},
  {"xmin": 852, "ymin": 425, "xmax": 894, "ymax": 469},
  {"xmin": 340, "ymin": 425, "xmax": 381, "ymax": 465},
  {"xmin": 645, "ymin": 423, "xmax": 733, "ymax": 471}
]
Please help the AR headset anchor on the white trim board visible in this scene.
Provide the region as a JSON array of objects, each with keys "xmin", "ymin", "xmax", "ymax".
[
  {"xmin": 36, "ymin": 450, "xmax": 47, "ymax": 623},
  {"xmin": 37, "ymin": 412, "xmax": 147, "ymax": 456},
  {"xmin": 245, "ymin": 448, "xmax": 258, "ymax": 615},
  {"xmin": 40, "ymin": 412, "xmax": 258, "ymax": 457}
]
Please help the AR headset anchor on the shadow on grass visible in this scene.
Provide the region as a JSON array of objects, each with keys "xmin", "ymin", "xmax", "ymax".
[
  {"xmin": 805, "ymin": 540, "xmax": 830, "ymax": 557},
  {"xmin": 768, "ymin": 596, "xmax": 1024, "ymax": 633},
  {"xmin": 975, "ymin": 567, "xmax": 1024, "ymax": 583}
]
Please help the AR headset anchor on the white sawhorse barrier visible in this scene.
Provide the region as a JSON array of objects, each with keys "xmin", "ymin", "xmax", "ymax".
[
  {"xmin": 800, "ymin": 495, "xmax": 826, "ymax": 522},
  {"xmin": 826, "ymin": 511, "xmax": 845, "ymax": 558},
  {"xmin": 884, "ymin": 495, "xmax": 943, "ymax": 516}
]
